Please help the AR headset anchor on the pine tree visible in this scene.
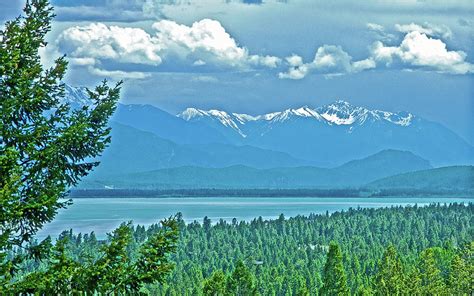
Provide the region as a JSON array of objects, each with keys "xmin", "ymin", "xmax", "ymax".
[
  {"xmin": 203, "ymin": 270, "xmax": 227, "ymax": 296},
  {"xmin": 448, "ymin": 253, "xmax": 470, "ymax": 295},
  {"xmin": 418, "ymin": 248, "xmax": 446, "ymax": 295},
  {"xmin": 320, "ymin": 242, "xmax": 350, "ymax": 296},
  {"xmin": 0, "ymin": 1, "xmax": 179, "ymax": 293},
  {"xmin": 373, "ymin": 245, "xmax": 406, "ymax": 295},
  {"xmin": 227, "ymin": 260, "xmax": 258, "ymax": 296}
]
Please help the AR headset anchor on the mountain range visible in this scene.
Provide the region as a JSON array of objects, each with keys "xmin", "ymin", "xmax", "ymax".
[
  {"xmin": 63, "ymin": 85, "xmax": 474, "ymax": 189},
  {"xmin": 176, "ymin": 101, "xmax": 474, "ymax": 167},
  {"xmin": 80, "ymin": 149, "xmax": 433, "ymax": 189}
]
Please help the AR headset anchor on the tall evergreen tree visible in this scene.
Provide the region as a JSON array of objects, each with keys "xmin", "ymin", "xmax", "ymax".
[
  {"xmin": 418, "ymin": 248, "xmax": 446, "ymax": 295},
  {"xmin": 320, "ymin": 242, "xmax": 350, "ymax": 296},
  {"xmin": 227, "ymin": 260, "xmax": 257, "ymax": 296},
  {"xmin": 373, "ymin": 245, "xmax": 406, "ymax": 295},
  {"xmin": 0, "ymin": 1, "xmax": 179, "ymax": 293},
  {"xmin": 448, "ymin": 251, "xmax": 470, "ymax": 295},
  {"xmin": 203, "ymin": 270, "xmax": 227, "ymax": 296}
]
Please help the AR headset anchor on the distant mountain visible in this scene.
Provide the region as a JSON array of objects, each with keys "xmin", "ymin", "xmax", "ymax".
[
  {"xmin": 61, "ymin": 84, "xmax": 92, "ymax": 109},
  {"xmin": 367, "ymin": 166, "xmax": 474, "ymax": 191},
  {"xmin": 113, "ymin": 104, "xmax": 231, "ymax": 145},
  {"xmin": 178, "ymin": 101, "xmax": 474, "ymax": 167},
  {"xmin": 87, "ymin": 122, "xmax": 311, "ymax": 177},
  {"xmin": 82, "ymin": 149, "xmax": 432, "ymax": 189},
  {"xmin": 63, "ymin": 85, "xmax": 474, "ymax": 167}
]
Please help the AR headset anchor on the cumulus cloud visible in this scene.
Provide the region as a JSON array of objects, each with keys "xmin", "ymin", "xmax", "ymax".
[
  {"xmin": 278, "ymin": 46, "xmax": 375, "ymax": 80},
  {"xmin": 58, "ymin": 23, "xmax": 163, "ymax": 65},
  {"xmin": 56, "ymin": 19, "xmax": 280, "ymax": 79},
  {"xmin": 395, "ymin": 22, "xmax": 452, "ymax": 39},
  {"xmin": 151, "ymin": 19, "xmax": 280, "ymax": 69},
  {"xmin": 371, "ymin": 31, "xmax": 474, "ymax": 74}
]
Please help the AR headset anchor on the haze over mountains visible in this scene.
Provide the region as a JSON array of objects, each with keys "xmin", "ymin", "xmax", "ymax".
[{"xmin": 63, "ymin": 85, "xmax": 474, "ymax": 190}]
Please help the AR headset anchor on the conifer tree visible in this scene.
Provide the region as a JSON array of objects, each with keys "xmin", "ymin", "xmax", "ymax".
[
  {"xmin": 373, "ymin": 245, "xmax": 406, "ymax": 295},
  {"xmin": 418, "ymin": 248, "xmax": 446, "ymax": 295},
  {"xmin": 320, "ymin": 242, "xmax": 350, "ymax": 296},
  {"xmin": 0, "ymin": 1, "xmax": 179, "ymax": 293},
  {"xmin": 227, "ymin": 260, "xmax": 258, "ymax": 296},
  {"xmin": 203, "ymin": 270, "xmax": 227, "ymax": 296}
]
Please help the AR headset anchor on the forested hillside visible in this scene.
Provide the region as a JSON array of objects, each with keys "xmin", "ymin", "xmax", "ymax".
[{"xmin": 35, "ymin": 203, "xmax": 473, "ymax": 295}]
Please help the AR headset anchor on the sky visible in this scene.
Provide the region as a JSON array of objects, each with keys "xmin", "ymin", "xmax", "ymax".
[{"xmin": 1, "ymin": 0, "xmax": 473, "ymax": 144}]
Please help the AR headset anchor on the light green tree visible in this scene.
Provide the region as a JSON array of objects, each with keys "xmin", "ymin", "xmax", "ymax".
[{"xmin": 320, "ymin": 242, "xmax": 350, "ymax": 296}]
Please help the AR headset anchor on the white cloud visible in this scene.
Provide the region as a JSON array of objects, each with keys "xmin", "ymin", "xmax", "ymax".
[
  {"xmin": 278, "ymin": 45, "xmax": 375, "ymax": 80},
  {"xmin": 151, "ymin": 19, "xmax": 280, "ymax": 69},
  {"xmin": 58, "ymin": 23, "xmax": 163, "ymax": 66},
  {"xmin": 56, "ymin": 19, "xmax": 279, "ymax": 79},
  {"xmin": 366, "ymin": 22, "xmax": 396, "ymax": 42},
  {"xmin": 88, "ymin": 67, "xmax": 152, "ymax": 79},
  {"xmin": 372, "ymin": 31, "xmax": 474, "ymax": 74},
  {"xmin": 395, "ymin": 22, "xmax": 452, "ymax": 39}
]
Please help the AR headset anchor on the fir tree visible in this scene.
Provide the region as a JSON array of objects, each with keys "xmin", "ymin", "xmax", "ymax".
[
  {"xmin": 373, "ymin": 245, "xmax": 406, "ymax": 295},
  {"xmin": 320, "ymin": 242, "xmax": 350, "ymax": 296}
]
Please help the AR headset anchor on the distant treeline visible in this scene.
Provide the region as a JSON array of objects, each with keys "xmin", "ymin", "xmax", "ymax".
[
  {"xmin": 69, "ymin": 188, "xmax": 362, "ymax": 197},
  {"xmin": 68, "ymin": 188, "xmax": 473, "ymax": 198}
]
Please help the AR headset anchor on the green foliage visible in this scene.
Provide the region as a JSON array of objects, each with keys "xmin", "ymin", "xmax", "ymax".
[
  {"xmin": 11, "ymin": 218, "xmax": 179, "ymax": 294},
  {"xmin": 373, "ymin": 245, "xmax": 405, "ymax": 295},
  {"xmin": 0, "ymin": 1, "xmax": 179, "ymax": 293},
  {"xmin": 320, "ymin": 242, "xmax": 349, "ymax": 296},
  {"xmin": 226, "ymin": 260, "xmax": 257, "ymax": 296},
  {"xmin": 418, "ymin": 248, "xmax": 446, "ymax": 295},
  {"xmin": 203, "ymin": 270, "xmax": 227, "ymax": 296},
  {"xmin": 15, "ymin": 204, "xmax": 472, "ymax": 295}
]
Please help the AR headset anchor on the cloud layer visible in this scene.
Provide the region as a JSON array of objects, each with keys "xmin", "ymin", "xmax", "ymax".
[
  {"xmin": 278, "ymin": 22, "xmax": 473, "ymax": 79},
  {"xmin": 55, "ymin": 18, "xmax": 473, "ymax": 80},
  {"xmin": 57, "ymin": 19, "xmax": 280, "ymax": 79},
  {"xmin": 372, "ymin": 29, "xmax": 473, "ymax": 75},
  {"xmin": 278, "ymin": 46, "xmax": 376, "ymax": 80}
]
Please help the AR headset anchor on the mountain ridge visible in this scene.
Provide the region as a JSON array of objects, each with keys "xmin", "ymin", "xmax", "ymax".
[
  {"xmin": 63, "ymin": 85, "xmax": 474, "ymax": 167},
  {"xmin": 81, "ymin": 149, "xmax": 432, "ymax": 189}
]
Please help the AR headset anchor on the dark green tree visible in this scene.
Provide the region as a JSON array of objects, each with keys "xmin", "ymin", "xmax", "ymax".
[
  {"xmin": 0, "ymin": 1, "xmax": 179, "ymax": 293},
  {"xmin": 1, "ymin": 0, "xmax": 119, "ymax": 275},
  {"xmin": 373, "ymin": 245, "xmax": 406, "ymax": 295},
  {"xmin": 227, "ymin": 260, "xmax": 257, "ymax": 296},
  {"xmin": 320, "ymin": 242, "xmax": 350, "ymax": 296}
]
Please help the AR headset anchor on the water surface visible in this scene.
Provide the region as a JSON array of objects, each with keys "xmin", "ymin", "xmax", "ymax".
[{"xmin": 38, "ymin": 196, "xmax": 472, "ymax": 238}]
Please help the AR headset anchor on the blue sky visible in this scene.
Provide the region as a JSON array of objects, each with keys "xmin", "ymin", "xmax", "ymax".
[{"xmin": 2, "ymin": 0, "xmax": 473, "ymax": 144}]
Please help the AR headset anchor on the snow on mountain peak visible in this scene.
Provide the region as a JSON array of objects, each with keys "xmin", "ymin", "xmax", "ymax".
[
  {"xmin": 178, "ymin": 108, "xmax": 247, "ymax": 137},
  {"xmin": 62, "ymin": 84, "xmax": 92, "ymax": 108},
  {"xmin": 178, "ymin": 100, "xmax": 414, "ymax": 131},
  {"xmin": 317, "ymin": 100, "xmax": 369, "ymax": 125}
]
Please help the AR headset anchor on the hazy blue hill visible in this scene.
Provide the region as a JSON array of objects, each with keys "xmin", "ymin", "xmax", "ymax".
[
  {"xmin": 246, "ymin": 116, "xmax": 474, "ymax": 167},
  {"xmin": 83, "ymin": 149, "xmax": 433, "ymax": 189},
  {"xmin": 88, "ymin": 121, "xmax": 311, "ymax": 177},
  {"xmin": 336, "ymin": 149, "xmax": 431, "ymax": 179},
  {"xmin": 367, "ymin": 166, "xmax": 474, "ymax": 191},
  {"xmin": 112, "ymin": 104, "xmax": 231, "ymax": 145}
]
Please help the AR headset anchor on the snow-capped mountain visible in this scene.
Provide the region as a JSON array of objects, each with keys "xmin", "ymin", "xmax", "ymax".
[
  {"xmin": 63, "ymin": 85, "xmax": 474, "ymax": 167},
  {"xmin": 177, "ymin": 100, "xmax": 415, "ymax": 138},
  {"xmin": 176, "ymin": 100, "xmax": 473, "ymax": 166},
  {"xmin": 61, "ymin": 84, "xmax": 92, "ymax": 108}
]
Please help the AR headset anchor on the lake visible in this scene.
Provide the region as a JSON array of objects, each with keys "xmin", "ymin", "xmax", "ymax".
[{"xmin": 38, "ymin": 196, "xmax": 473, "ymax": 238}]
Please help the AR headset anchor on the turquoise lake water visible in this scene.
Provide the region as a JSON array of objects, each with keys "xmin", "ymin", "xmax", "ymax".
[{"xmin": 38, "ymin": 196, "xmax": 473, "ymax": 238}]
